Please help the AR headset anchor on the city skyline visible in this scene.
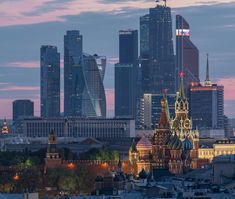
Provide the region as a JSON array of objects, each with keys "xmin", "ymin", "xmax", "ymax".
[{"xmin": 0, "ymin": 0, "xmax": 235, "ymax": 118}]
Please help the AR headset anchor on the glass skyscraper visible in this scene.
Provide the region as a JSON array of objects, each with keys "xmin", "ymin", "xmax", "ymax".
[
  {"xmin": 140, "ymin": 4, "xmax": 175, "ymax": 94},
  {"xmin": 176, "ymin": 15, "xmax": 199, "ymax": 92},
  {"xmin": 13, "ymin": 100, "xmax": 34, "ymax": 123},
  {"xmin": 64, "ymin": 30, "xmax": 83, "ymax": 117},
  {"xmin": 189, "ymin": 57, "xmax": 224, "ymax": 130},
  {"xmin": 115, "ymin": 30, "xmax": 138, "ymax": 118},
  {"xmin": 40, "ymin": 45, "xmax": 60, "ymax": 118},
  {"xmin": 81, "ymin": 54, "xmax": 106, "ymax": 118}
]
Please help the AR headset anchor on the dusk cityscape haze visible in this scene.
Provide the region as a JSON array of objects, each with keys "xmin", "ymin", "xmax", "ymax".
[
  {"xmin": 0, "ymin": 0, "xmax": 235, "ymax": 118},
  {"xmin": 1, "ymin": 0, "xmax": 235, "ymax": 198}
]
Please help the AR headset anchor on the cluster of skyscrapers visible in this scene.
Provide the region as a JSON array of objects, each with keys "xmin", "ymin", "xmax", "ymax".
[
  {"xmin": 10, "ymin": 1, "xmax": 228, "ymax": 138},
  {"xmin": 114, "ymin": 2, "xmax": 226, "ymax": 137},
  {"xmin": 40, "ymin": 30, "xmax": 107, "ymax": 119}
]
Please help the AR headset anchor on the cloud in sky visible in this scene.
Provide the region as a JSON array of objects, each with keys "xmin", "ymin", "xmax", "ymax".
[
  {"xmin": 0, "ymin": 0, "xmax": 234, "ymax": 27},
  {"xmin": 3, "ymin": 61, "xmax": 40, "ymax": 69}
]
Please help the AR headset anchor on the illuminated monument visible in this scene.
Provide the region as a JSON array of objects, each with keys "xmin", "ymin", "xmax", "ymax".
[
  {"xmin": 130, "ymin": 73, "xmax": 200, "ymax": 175},
  {"xmin": 1, "ymin": 119, "xmax": 9, "ymax": 134}
]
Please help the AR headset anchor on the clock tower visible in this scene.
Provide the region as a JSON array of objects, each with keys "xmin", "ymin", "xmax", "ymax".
[
  {"xmin": 171, "ymin": 72, "xmax": 199, "ymax": 168},
  {"xmin": 171, "ymin": 72, "xmax": 192, "ymax": 140}
]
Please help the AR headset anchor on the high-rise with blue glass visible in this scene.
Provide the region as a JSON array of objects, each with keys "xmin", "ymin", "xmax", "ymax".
[
  {"xmin": 81, "ymin": 54, "xmax": 107, "ymax": 118},
  {"xmin": 40, "ymin": 45, "xmax": 60, "ymax": 118},
  {"xmin": 115, "ymin": 29, "xmax": 138, "ymax": 118},
  {"xmin": 64, "ymin": 30, "xmax": 83, "ymax": 117},
  {"xmin": 140, "ymin": 4, "xmax": 175, "ymax": 94}
]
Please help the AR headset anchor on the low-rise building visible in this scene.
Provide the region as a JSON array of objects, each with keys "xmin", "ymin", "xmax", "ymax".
[
  {"xmin": 22, "ymin": 117, "xmax": 135, "ymax": 139},
  {"xmin": 199, "ymin": 140, "xmax": 235, "ymax": 161}
]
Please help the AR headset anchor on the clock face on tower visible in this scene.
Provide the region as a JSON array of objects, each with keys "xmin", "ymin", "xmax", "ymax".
[{"xmin": 184, "ymin": 119, "xmax": 191, "ymax": 130}]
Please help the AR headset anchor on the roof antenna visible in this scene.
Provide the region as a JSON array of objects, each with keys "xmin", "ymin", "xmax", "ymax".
[
  {"xmin": 155, "ymin": 0, "xmax": 160, "ymax": 7},
  {"xmin": 163, "ymin": 0, "xmax": 167, "ymax": 7}
]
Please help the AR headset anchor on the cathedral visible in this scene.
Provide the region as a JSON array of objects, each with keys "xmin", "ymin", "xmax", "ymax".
[{"xmin": 129, "ymin": 74, "xmax": 200, "ymax": 175}]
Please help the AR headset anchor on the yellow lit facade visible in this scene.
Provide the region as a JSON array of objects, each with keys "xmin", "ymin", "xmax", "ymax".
[{"xmin": 199, "ymin": 140, "xmax": 235, "ymax": 162}]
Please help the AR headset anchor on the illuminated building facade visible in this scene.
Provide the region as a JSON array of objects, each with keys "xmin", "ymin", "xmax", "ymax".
[
  {"xmin": 189, "ymin": 56, "xmax": 224, "ymax": 131},
  {"xmin": 1, "ymin": 119, "xmax": 9, "ymax": 134},
  {"xmin": 64, "ymin": 30, "xmax": 83, "ymax": 117},
  {"xmin": 40, "ymin": 45, "xmax": 60, "ymax": 118},
  {"xmin": 176, "ymin": 15, "xmax": 199, "ymax": 92},
  {"xmin": 199, "ymin": 140, "xmax": 235, "ymax": 162},
  {"xmin": 140, "ymin": 4, "xmax": 175, "ymax": 95},
  {"xmin": 115, "ymin": 30, "xmax": 138, "ymax": 118}
]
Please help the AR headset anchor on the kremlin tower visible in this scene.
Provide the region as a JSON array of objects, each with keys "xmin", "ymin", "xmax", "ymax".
[{"xmin": 1, "ymin": 118, "xmax": 9, "ymax": 134}]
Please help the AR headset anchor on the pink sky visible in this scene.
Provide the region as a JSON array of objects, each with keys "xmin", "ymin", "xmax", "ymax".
[
  {"xmin": 0, "ymin": 0, "xmax": 235, "ymax": 119},
  {"xmin": 0, "ymin": 0, "xmax": 233, "ymax": 27},
  {"xmin": 1, "ymin": 76, "xmax": 235, "ymax": 119}
]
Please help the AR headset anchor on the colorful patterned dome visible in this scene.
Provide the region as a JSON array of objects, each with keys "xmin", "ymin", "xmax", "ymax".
[
  {"xmin": 167, "ymin": 134, "xmax": 182, "ymax": 150},
  {"xmin": 136, "ymin": 136, "xmax": 152, "ymax": 151},
  {"xmin": 182, "ymin": 136, "xmax": 193, "ymax": 151}
]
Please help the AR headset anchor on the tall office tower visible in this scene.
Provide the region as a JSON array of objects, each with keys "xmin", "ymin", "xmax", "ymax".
[
  {"xmin": 139, "ymin": 93, "xmax": 175, "ymax": 130},
  {"xmin": 115, "ymin": 30, "xmax": 138, "ymax": 118},
  {"xmin": 40, "ymin": 45, "xmax": 60, "ymax": 118},
  {"xmin": 64, "ymin": 30, "xmax": 83, "ymax": 117},
  {"xmin": 189, "ymin": 55, "xmax": 224, "ymax": 130},
  {"xmin": 176, "ymin": 15, "xmax": 199, "ymax": 92},
  {"xmin": 81, "ymin": 54, "xmax": 106, "ymax": 118},
  {"xmin": 13, "ymin": 100, "xmax": 34, "ymax": 123},
  {"xmin": 140, "ymin": 3, "xmax": 175, "ymax": 95}
]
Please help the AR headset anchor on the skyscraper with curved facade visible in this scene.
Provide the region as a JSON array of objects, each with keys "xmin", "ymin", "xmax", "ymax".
[{"xmin": 81, "ymin": 54, "xmax": 106, "ymax": 118}]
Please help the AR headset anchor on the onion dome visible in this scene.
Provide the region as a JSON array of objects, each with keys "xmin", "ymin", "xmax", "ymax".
[
  {"xmin": 167, "ymin": 134, "xmax": 182, "ymax": 150},
  {"xmin": 95, "ymin": 176, "xmax": 103, "ymax": 182},
  {"xmin": 136, "ymin": 136, "xmax": 152, "ymax": 151},
  {"xmin": 182, "ymin": 136, "xmax": 193, "ymax": 151},
  {"xmin": 139, "ymin": 168, "xmax": 147, "ymax": 179}
]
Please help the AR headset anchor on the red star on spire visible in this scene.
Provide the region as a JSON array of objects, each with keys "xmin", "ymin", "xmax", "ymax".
[{"xmin": 179, "ymin": 71, "xmax": 185, "ymax": 78}]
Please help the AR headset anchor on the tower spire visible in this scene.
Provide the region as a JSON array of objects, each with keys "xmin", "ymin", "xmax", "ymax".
[
  {"xmin": 204, "ymin": 53, "xmax": 211, "ymax": 86},
  {"xmin": 179, "ymin": 71, "xmax": 185, "ymax": 98}
]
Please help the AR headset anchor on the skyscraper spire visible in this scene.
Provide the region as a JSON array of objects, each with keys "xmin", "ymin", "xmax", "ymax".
[{"xmin": 204, "ymin": 53, "xmax": 211, "ymax": 86}]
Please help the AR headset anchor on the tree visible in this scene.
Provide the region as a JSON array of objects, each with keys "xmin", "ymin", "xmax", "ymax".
[{"xmin": 57, "ymin": 169, "xmax": 76, "ymax": 192}]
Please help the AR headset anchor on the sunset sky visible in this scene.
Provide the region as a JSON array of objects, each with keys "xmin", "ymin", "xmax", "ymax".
[{"xmin": 0, "ymin": 0, "xmax": 235, "ymax": 118}]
